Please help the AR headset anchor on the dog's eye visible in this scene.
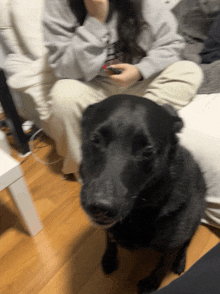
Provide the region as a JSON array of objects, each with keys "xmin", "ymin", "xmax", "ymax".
[
  {"xmin": 90, "ymin": 133, "xmax": 105, "ymax": 148},
  {"xmin": 90, "ymin": 127, "xmax": 112, "ymax": 148},
  {"xmin": 90, "ymin": 133, "xmax": 102, "ymax": 147},
  {"xmin": 141, "ymin": 146, "xmax": 154, "ymax": 158}
]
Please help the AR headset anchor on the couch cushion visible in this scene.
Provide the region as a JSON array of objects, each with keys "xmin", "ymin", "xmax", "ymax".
[{"xmin": 10, "ymin": 0, "xmax": 45, "ymax": 59}]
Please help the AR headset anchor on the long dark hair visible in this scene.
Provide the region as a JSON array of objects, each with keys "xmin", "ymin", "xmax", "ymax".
[{"xmin": 69, "ymin": 0, "xmax": 147, "ymax": 63}]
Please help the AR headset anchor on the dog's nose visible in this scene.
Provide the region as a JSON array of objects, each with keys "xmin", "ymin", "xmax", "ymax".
[{"xmin": 88, "ymin": 199, "xmax": 118, "ymax": 219}]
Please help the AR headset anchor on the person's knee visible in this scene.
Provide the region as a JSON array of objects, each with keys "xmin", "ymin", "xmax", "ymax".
[
  {"xmin": 51, "ymin": 80, "xmax": 77, "ymax": 107},
  {"xmin": 50, "ymin": 79, "xmax": 87, "ymax": 116},
  {"xmin": 147, "ymin": 61, "xmax": 204, "ymax": 110},
  {"xmin": 174, "ymin": 61, "xmax": 204, "ymax": 88}
]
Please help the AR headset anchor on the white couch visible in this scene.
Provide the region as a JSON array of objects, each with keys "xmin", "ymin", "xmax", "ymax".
[{"xmin": 1, "ymin": 0, "xmax": 220, "ymax": 227}]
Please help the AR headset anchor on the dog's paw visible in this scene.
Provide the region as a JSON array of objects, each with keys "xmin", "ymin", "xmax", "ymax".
[
  {"xmin": 137, "ymin": 276, "xmax": 159, "ymax": 294},
  {"xmin": 172, "ymin": 255, "xmax": 186, "ymax": 276},
  {"xmin": 101, "ymin": 253, "xmax": 119, "ymax": 274}
]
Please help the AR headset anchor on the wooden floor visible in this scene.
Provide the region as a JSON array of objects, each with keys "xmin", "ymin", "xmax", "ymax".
[{"xmin": 0, "ymin": 122, "xmax": 220, "ymax": 294}]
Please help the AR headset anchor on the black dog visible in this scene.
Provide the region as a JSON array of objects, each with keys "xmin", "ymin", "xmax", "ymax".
[{"xmin": 80, "ymin": 94, "xmax": 206, "ymax": 294}]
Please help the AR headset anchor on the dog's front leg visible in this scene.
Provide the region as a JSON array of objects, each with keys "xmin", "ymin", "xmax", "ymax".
[
  {"xmin": 101, "ymin": 231, "xmax": 119, "ymax": 274},
  {"xmin": 172, "ymin": 239, "xmax": 190, "ymax": 275},
  {"xmin": 137, "ymin": 249, "xmax": 179, "ymax": 294}
]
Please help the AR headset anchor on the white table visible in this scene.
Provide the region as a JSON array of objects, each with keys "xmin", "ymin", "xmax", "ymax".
[{"xmin": 0, "ymin": 148, "xmax": 43, "ymax": 236}]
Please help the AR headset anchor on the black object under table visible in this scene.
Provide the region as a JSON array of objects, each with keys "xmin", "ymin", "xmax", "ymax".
[{"xmin": 0, "ymin": 68, "xmax": 30, "ymax": 155}]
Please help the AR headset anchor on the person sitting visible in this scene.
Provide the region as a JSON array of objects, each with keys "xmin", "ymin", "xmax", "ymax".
[{"xmin": 42, "ymin": 0, "xmax": 203, "ymax": 177}]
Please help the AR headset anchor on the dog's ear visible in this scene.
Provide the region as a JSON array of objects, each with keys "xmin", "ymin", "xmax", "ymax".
[
  {"xmin": 81, "ymin": 103, "xmax": 98, "ymax": 128},
  {"xmin": 162, "ymin": 104, "xmax": 184, "ymax": 133}
]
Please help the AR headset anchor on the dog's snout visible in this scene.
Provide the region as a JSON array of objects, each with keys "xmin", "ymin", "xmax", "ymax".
[
  {"xmin": 81, "ymin": 177, "xmax": 129, "ymax": 225},
  {"xmin": 88, "ymin": 199, "xmax": 118, "ymax": 219}
]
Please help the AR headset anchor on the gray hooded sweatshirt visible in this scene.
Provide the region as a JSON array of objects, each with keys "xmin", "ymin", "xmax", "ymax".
[{"xmin": 42, "ymin": 0, "xmax": 185, "ymax": 82}]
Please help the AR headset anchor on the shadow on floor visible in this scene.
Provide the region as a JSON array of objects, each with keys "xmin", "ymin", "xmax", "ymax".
[{"xmin": 0, "ymin": 200, "xmax": 29, "ymax": 236}]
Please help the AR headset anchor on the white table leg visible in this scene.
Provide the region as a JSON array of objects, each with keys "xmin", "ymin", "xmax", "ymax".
[{"xmin": 7, "ymin": 177, "xmax": 43, "ymax": 236}]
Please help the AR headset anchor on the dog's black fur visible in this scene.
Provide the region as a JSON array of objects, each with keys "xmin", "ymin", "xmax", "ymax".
[{"xmin": 79, "ymin": 94, "xmax": 206, "ymax": 294}]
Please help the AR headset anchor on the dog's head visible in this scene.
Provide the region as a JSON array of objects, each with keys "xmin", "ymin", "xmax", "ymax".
[{"xmin": 80, "ymin": 94, "xmax": 183, "ymax": 228}]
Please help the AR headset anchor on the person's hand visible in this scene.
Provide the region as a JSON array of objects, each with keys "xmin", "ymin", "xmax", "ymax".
[
  {"xmin": 84, "ymin": 0, "xmax": 109, "ymax": 23},
  {"xmin": 106, "ymin": 64, "xmax": 142, "ymax": 88}
]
